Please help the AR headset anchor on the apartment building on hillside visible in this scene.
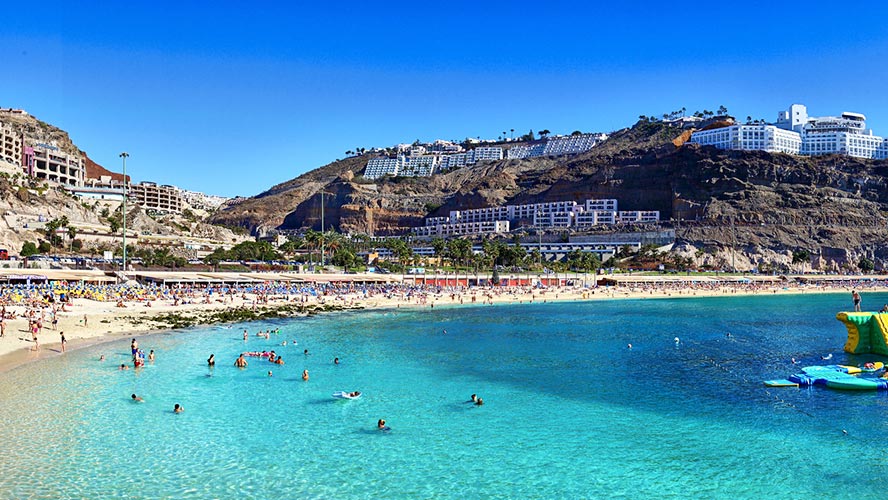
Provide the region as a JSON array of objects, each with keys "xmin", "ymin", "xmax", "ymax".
[
  {"xmin": 507, "ymin": 133, "xmax": 608, "ymax": 159},
  {"xmin": 25, "ymin": 141, "xmax": 85, "ymax": 186},
  {"xmin": 0, "ymin": 122, "xmax": 22, "ymax": 175},
  {"xmin": 128, "ymin": 182, "xmax": 183, "ymax": 214},
  {"xmin": 414, "ymin": 198, "xmax": 660, "ymax": 238},
  {"xmin": 364, "ymin": 146, "xmax": 503, "ymax": 179}
]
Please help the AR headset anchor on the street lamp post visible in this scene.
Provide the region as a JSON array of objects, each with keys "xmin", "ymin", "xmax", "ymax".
[
  {"xmin": 319, "ymin": 191, "xmax": 333, "ymax": 270},
  {"xmin": 119, "ymin": 152, "xmax": 129, "ymax": 276},
  {"xmin": 536, "ymin": 211, "xmax": 543, "ymax": 285}
]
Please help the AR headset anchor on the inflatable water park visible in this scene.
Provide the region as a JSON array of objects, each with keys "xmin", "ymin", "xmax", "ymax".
[{"xmin": 764, "ymin": 312, "xmax": 888, "ymax": 391}]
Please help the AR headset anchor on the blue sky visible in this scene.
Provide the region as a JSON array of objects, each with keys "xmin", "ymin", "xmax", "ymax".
[{"xmin": 3, "ymin": 2, "xmax": 888, "ymax": 197}]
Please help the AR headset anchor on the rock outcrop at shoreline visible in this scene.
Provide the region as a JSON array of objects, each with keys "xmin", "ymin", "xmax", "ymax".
[{"xmin": 133, "ymin": 303, "xmax": 363, "ymax": 330}]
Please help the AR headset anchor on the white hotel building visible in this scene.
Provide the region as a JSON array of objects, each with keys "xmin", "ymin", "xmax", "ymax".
[
  {"xmin": 413, "ymin": 198, "xmax": 660, "ymax": 238},
  {"xmin": 507, "ymin": 133, "xmax": 608, "ymax": 159},
  {"xmin": 688, "ymin": 123, "xmax": 802, "ymax": 154},
  {"xmin": 364, "ymin": 146, "xmax": 503, "ymax": 180},
  {"xmin": 690, "ymin": 104, "xmax": 888, "ymax": 160},
  {"xmin": 437, "ymin": 147, "xmax": 504, "ymax": 171},
  {"xmin": 412, "ymin": 220, "xmax": 510, "ymax": 238}
]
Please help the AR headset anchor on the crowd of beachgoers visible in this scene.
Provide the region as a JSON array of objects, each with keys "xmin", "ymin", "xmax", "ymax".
[{"xmin": 0, "ymin": 277, "xmax": 885, "ymax": 369}]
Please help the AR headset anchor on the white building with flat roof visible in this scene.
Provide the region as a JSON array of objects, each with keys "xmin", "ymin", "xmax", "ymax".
[
  {"xmin": 25, "ymin": 141, "xmax": 84, "ymax": 186},
  {"xmin": 617, "ymin": 211, "xmax": 661, "ymax": 224},
  {"xmin": 690, "ymin": 124, "xmax": 801, "ymax": 155},
  {"xmin": 414, "ymin": 198, "xmax": 653, "ymax": 237},
  {"xmin": 507, "ymin": 143, "xmax": 546, "ymax": 159},
  {"xmin": 399, "ymin": 155, "xmax": 439, "ymax": 177},
  {"xmin": 413, "ymin": 220, "xmax": 510, "ymax": 239},
  {"xmin": 543, "ymin": 133, "xmax": 608, "ymax": 156},
  {"xmin": 574, "ymin": 210, "xmax": 617, "ymax": 226},
  {"xmin": 691, "ymin": 104, "xmax": 888, "ymax": 159},
  {"xmin": 507, "ymin": 133, "xmax": 607, "ymax": 159},
  {"xmin": 179, "ymin": 189, "xmax": 229, "ymax": 211},
  {"xmin": 437, "ymin": 146, "xmax": 503, "ymax": 171},
  {"xmin": 799, "ymin": 112, "xmax": 888, "ymax": 159},
  {"xmin": 585, "ymin": 199, "xmax": 618, "ymax": 211},
  {"xmin": 0, "ymin": 122, "xmax": 22, "ymax": 175},
  {"xmin": 364, "ymin": 157, "xmax": 403, "ymax": 179}
]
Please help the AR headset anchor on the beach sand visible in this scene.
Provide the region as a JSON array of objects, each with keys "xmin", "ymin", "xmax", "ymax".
[{"xmin": 0, "ymin": 279, "xmax": 875, "ymax": 373}]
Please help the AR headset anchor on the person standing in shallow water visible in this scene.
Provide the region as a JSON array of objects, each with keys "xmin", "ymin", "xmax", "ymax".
[{"xmin": 852, "ymin": 290, "xmax": 862, "ymax": 312}]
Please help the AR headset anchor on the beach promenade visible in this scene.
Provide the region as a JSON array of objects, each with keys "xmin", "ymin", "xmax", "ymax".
[{"xmin": 0, "ymin": 269, "xmax": 883, "ymax": 371}]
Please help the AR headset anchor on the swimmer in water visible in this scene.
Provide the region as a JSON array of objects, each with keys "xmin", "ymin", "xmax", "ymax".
[
  {"xmin": 302, "ymin": 369, "xmax": 309, "ymax": 381},
  {"xmin": 268, "ymin": 371, "xmax": 273, "ymax": 377},
  {"xmin": 174, "ymin": 404, "xmax": 183, "ymax": 413},
  {"xmin": 627, "ymin": 343, "xmax": 633, "ymax": 350},
  {"xmin": 470, "ymin": 394, "xmax": 478, "ymax": 403},
  {"xmin": 235, "ymin": 354, "xmax": 248, "ymax": 368},
  {"xmin": 99, "ymin": 355, "xmax": 105, "ymax": 361},
  {"xmin": 378, "ymin": 419, "xmax": 387, "ymax": 430},
  {"xmin": 208, "ymin": 354, "xmax": 215, "ymax": 366},
  {"xmin": 303, "ymin": 349, "xmax": 309, "ymax": 356},
  {"xmin": 821, "ymin": 353, "xmax": 833, "ymax": 360},
  {"xmin": 674, "ymin": 337, "xmax": 680, "ymax": 345},
  {"xmin": 475, "ymin": 397, "xmax": 484, "ymax": 406},
  {"xmin": 349, "ymin": 391, "xmax": 361, "ymax": 397},
  {"xmin": 333, "ymin": 357, "xmax": 340, "ymax": 365},
  {"xmin": 119, "ymin": 364, "xmax": 129, "ymax": 371},
  {"xmin": 131, "ymin": 394, "xmax": 144, "ymax": 402}
]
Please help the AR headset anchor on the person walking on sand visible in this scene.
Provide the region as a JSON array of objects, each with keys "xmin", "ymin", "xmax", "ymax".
[{"xmin": 852, "ymin": 290, "xmax": 862, "ymax": 312}]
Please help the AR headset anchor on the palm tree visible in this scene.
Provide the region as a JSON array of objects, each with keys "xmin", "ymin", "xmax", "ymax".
[
  {"xmin": 304, "ymin": 229, "xmax": 321, "ymax": 266},
  {"xmin": 510, "ymin": 128, "xmax": 515, "ymax": 140},
  {"xmin": 431, "ymin": 237, "xmax": 446, "ymax": 268},
  {"xmin": 67, "ymin": 226, "xmax": 78, "ymax": 251},
  {"xmin": 481, "ymin": 239, "xmax": 499, "ymax": 267}
]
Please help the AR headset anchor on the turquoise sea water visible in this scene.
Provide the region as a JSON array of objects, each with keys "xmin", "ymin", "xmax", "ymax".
[{"xmin": 1, "ymin": 293, "xmax": 887, "ymax": 499}]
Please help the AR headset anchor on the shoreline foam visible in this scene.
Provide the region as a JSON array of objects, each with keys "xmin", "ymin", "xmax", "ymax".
[{"xmin": 0, "ymin": 281, "xmax": 880, "ymax": 373}]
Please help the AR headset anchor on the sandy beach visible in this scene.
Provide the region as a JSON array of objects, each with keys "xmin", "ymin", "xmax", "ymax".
[{"xmin": 0, "ymin": 274, "xmax": 880, "ymax": 373}]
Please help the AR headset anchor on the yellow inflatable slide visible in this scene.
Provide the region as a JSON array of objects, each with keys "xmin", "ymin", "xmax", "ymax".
[{"xmin": 836, "ymin": 312, "xmax": 888, "ymax": 355}]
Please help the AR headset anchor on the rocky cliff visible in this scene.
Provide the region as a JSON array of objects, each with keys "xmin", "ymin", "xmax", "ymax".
[
  {"xmin": 0, "ymin": 110, "xmax": 242, "ymax": 256},
  {"xmin": 209, "ymin": 120, "xmax": 888, "ymax": 269}
]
